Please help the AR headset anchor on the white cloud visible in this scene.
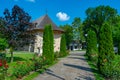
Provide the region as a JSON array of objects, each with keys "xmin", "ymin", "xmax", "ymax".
[
  {"xmin": 56, "ymin": 12, "xmax": 70, "ymax": 21},
  {"xmin": 26, "ymin": 0, "xmax": 35, "ymax": 2}
]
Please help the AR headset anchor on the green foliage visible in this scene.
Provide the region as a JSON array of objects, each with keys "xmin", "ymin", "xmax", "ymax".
[
  {"xmin": 85, "ymin": 55, "xmax": 105, "ymax": 80},
  {"xmin": 43, "ymin": 25, "xmax": 54, "ymax": 64},
  {"xmin": 0, "ymin": 38, "xmax": 8, "ymax": 51},
  {"xmin": 118, "ymin": 40, "xmax": 120, "ymax": 55},
  {"xmin": 1, "ymin": 5, "xmax": 33, "ymax": 62},
  {"xmin": 86, "ymin": 30, "xmax": 98, "ymax": 62},
  {"xmin": 112, "ymin": 15, "xmax": 120, "ymax": 54},
  {"xmin": 83, "ymin": 5, "xmax": 117, "ymax": 38},
  {"xmin": 12, "ymin": 61, "xmax": 34, "ymax": 79},
  {"xmin": 48, "ymin": 25, "xmax": 54, "ymax": 63},
  {"xmin": 79, "ymin": 24, "xmax": 85, "ymax": 42},
  {"xmin": 98, "ymin": 22, "xmax": 115, "ymax": 76},
  {"xmin": 60, "ymin": 24, "xmax": 73, "ymax": 48},
  {"xmin": 0, "ymin": 53, "xmax": 8, "ymax": 80},
  {"xmin": 72, "ymin": 17, "xmax": 81, "ymax": 40},
  {"xmin": 60, "ymin": 34, "xmax": 67, "ymax": 57},
  {"xmin": 101, "ymin": 55, "xmax": 120, "ymax": 79}
]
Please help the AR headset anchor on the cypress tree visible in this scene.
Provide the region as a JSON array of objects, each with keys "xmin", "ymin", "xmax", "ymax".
[
  {"xmin": 60, "ymin": 34, "xmax": 67, "ymax": 57},
  {"xmin": 118, "ymin": 35, "xmax": 120, "ymax": 55},
  {"xmin": 118, "ymin": 42, "xmax": 120, "ymax": 55},
  {"xmin": 86, "ymin": 30, "xmax": 98, "ymax": 62},
  {"xmin": 43, "ymin": 25, "xmax": 54, "ymax": 64},
  {"xmin": 98, "ymin": 22, "xmax": 115, "ymax": 74},
  {"xmin": 48, "ymin": 25, "xmax": 54, "ymax": 63}
]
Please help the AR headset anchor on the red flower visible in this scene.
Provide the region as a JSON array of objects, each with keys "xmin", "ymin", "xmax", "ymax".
[{"xmin": 0, "ymin": 63, "xmax": 2, "ymax": 67}]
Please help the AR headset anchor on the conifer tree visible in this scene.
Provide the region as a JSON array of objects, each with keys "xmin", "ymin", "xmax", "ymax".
[
  {"xmin": 86, "ymin": 30, "xmax": 98, "ymax": 62},
  {"xmin": 48, "ymin": 25, "xmax": 54, "ymax": 63},
  {"xmin": 98, "ymin": 22, "xmax": 115, "ymax": 74},
  {"xmin": 118, "ymin": 35, "xmax": 120, "ymax": 55},
  {"xmin": 43, "ymin": 25, "xmax": 54, "ymax": 64},
  {"xmin": 60, "ymin": 34, "xmax": 67, "ymax": 57}
]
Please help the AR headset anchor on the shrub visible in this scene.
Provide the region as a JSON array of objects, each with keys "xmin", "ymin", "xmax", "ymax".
[
  {"xmin": 118, "ymin": 37, "xmax": 120, "ymax": 55},
  {"xmin": 86, "ymin": 30, "xmax": 98, "ymax": 63},
  {"xmin": 60, "ymin": 34, "xmax": 67, "ymax": 57},
  {"xmin": 12, "ymin": 61, "xmax": 34, "ymax": 79},
  {"xmin": 54, "ymin": 51, "xmax": 59, "ymax": 60},
  {"xmin": 32, "ymin": 53, "xmax": 43, "ymax": 71},
  {"xmin": 0, "ymin": 53, "xmax": 9, "ymax": 80},
  {"xmin": 43, "ymin": 25, "xmax": 54, "ymax": 64},
  {"xmin": 98, "ymin": 22, "xmax": 115, "ymax": 76},
  {"xmin": 102, "ymin": 57, "xmax": 120, "ymax": 79},
  {"xmin": 0, "ymin": 38, "xmax": 8, "ymax": 51}
]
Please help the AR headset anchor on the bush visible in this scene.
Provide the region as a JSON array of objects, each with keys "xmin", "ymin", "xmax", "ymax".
[
  {"xmin": 102, "ymin": 57, "xmax": 120, "ymax": 80},
  {"xmin": 12, "ymin": 61, "xmax": 34, "ymax": 79},
  {"xmin": 60, "ymin": 34, "xmax": 67, "ymax": 57},
  {"xmin": 54, "ymin": 52, "xmax": 59, "ymax": 60},
  {"xmin": 32, "ymin": 53, "xmax": 43, "ymax": 71},
  {"xmin": 86, "ymin": 30, "xmax": 98, "ymax": 63},
  {"xmin": 0, "ymin": 53, "xmax": 9, "ymax": 80},
  {"xmin": 43, "ymin": 25, "xmax": 54, "ymax": 64},
  {"xmin": 0, "ymin": 38, "xmax": 8, "ymax": 51},
  {"xmin": 98, "ymin": 22, "xmax": 115, "ymax": 76}
]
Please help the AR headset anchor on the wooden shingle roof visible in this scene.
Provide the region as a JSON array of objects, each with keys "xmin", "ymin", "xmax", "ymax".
[{"xmin": 32, "ymin": 14, "xmax": 64, "ymax": 32}]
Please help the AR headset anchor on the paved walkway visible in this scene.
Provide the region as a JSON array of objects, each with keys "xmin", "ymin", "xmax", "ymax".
[{"xmin": 34, "ymin": 51, "xmax": 95, "ymax": 80}]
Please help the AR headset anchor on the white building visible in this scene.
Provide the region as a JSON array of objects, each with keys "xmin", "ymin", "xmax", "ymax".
[{"xmin": 19, "ymin": 14, "xmax": 64, "ymax": 55}]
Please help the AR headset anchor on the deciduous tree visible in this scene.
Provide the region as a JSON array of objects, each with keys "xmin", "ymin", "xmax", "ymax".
[{"xmin": 0, "ymin": 5, "xmax": 33, "ymax": 62}]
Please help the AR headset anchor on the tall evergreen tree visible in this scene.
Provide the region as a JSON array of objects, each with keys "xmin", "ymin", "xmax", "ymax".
[
  {"xmin": 98, "ymin": 22, "xmax": 115, "ymax": 74},
  {"xmin": 43, "ymin": 25, "xmax": 54, "ymax": 64},
  {"xmin": 60, "ymin": 34, "xmax": 67, "ymax": 57},
  {"xmin": 86, "ymin": 30, "xmax": 98, "ymax": 62},
  {"xmin": 48, "ymin": 25, "xmax": 54, "ymax": 63}
]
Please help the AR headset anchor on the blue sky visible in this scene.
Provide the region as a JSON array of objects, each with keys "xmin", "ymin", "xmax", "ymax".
[{"xmin": 0, "ymin": 0, "xmax": 120, "ymax": 26}]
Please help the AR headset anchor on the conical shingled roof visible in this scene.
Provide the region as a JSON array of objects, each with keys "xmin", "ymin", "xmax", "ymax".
[{"xmin": 32, "ymin": 14, "xmax": 64, "ymax": 32}]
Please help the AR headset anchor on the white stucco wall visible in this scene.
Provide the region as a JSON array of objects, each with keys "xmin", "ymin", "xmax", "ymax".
[
  {"xmin": 34, "ymin": 32, "xmax": 43, "ymax": 55},
  {"xmin": 32, "ymin": 32, "xmax": 61, "ymax": 54},
  {"xmin": 54, "ymin": 34, "xmax": 61, "ymax": 52}
]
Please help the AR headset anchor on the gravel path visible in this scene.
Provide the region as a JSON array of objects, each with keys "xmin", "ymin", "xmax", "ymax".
[{"xmin": 34, "ymin": 51, "xmax": 95, "ymax": 80}]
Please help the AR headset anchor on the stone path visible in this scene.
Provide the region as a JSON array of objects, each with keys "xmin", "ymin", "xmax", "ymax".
[{"xmin": 34, "ymin": 51, "xmax": 95, "ymax": 80}]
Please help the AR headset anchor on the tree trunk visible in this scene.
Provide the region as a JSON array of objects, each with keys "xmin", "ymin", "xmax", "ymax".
[{"xmin": 10, "ymin": 47, "xmax": 14, "ymax": 62}]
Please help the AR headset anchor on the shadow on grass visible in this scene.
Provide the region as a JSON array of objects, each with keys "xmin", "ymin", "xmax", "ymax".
[
  {"xmin": 64, "ymin": 63, "xmax": 98, "ymax": 74},
  {"xmin": 6, "ymin": 57, "xmax": 27, "ymax": 62}
]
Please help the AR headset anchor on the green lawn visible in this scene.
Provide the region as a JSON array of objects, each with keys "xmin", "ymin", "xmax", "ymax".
[
  {"xmin": 6, "ymin": 51, "xmax": 34, "ymax": 62},
  {"xmin": 6, "ymin": 51, "xmax": 58, "ymax": 80},
  {"xmin": 6, "ymin": 51, "xmax": 34, "ymax": 80}
]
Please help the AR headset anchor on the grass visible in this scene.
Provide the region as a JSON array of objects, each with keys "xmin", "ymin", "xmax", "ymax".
[
  {"xmin": 85, "ymin": 53, "xmax": 120, "ymax": 80},
  {"xmin": 23, "ymin": 69, "xmax": 44, "ymax": 80},
  {"xmin": 6, "ymin": 51, "xmax": 34, "ymax": 62},
  {"xmin": 84, "ymin": 54, "xmax": 105, "ymax": 80},
  {"xmin": 5, "ymin": 51, "xmax": 59, "ymax": 80},
  {"xmin": 5, "ymin": 51, "xmax": 34, "ymax": 80},
  {"xmin": 23, "ymin": 59, "xmax": 58, "ymax": 80}
]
